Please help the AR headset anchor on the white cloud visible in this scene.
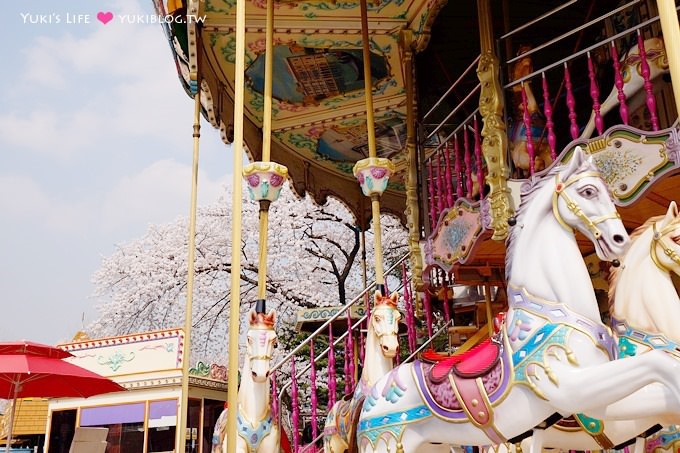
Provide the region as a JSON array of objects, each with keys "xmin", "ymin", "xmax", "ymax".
[
  {"xmin": 0, "ymin": 175, "xmax": 89, "ymax": 233},
  {"xmin": 100, "ymin": 159, "xmax": 228, "ymax": 235}
]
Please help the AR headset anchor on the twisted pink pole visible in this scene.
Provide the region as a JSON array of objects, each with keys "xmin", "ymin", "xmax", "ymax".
[
  {"xmin": 271, "ymin": 370, "xmax": 278, "ymax": 421},
  {"xmin": 327, "ymin": 327, "xmax": 337, "ymax": 410},
  {"xmin": 428, "ymin": 160, "xmax": 437, "ymax": 227},
  {"xmin": 610, "ymin": 41, "xmax": 629, "ymax": 125},
  {"xmin": 346, "ymin": 310, "xmax": 355, "ymax": 393},
  {"xmin": 541, "ymin": 72, "xmax": 557, "ymax": 160},
  {"xmin": 291, "ymin": 359, "xmax": 300, "ymax": 453},
  {"xmin": 424, "ymin": 290, "xmax": 434, "ymax": 338},
  {"xmin": 454, "ymin": 133, "xmax": 463, "ymax": 199},
  {"xmin": 564, "ymin": 62, "xmax": 579, "ymax": 140},
  {"xmin": 437, "ymin": 150, "xmax": 445, "ymax": 215},
  {"xmin": 587, "ymin": 52, "xmax": 604, "ymax": 135},
  {"xmin": 463, "ymin": 125, "xmax": 473, "ymax": 197},
  {"xmin": 343, "ymin": 333, "xmax": 350, "ymax": 396},
  {"xmin": 473, "ymin": 115, "xmax": 484, "ymax": 198},
  {"xmin": 402, "ymin": 263, "xmax": 416, "ymax": 353},
  {"xmin": 520, "ymin": 82, "xmax": 536, "ymax": 175},
  {"xmin": 310, "ymin": 342, "xmax": 318, "ymax": 442},
  {"xmin": 637, "ymin": 30, "xmax": 659, "ymax": 131},
  {"xmin": 444, "ymin": 142, "xmax": 454, "ymax": 208}
]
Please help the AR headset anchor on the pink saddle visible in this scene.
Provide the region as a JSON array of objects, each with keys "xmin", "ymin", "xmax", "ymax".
[{"xmin": 426, "ymin": 339, "xmax": 501, "ymax": 382}]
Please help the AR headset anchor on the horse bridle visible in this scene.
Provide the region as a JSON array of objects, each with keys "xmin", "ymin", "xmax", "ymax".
[
  {"xmin": 552, "ymin": 171, "xmax": 620, "ymax": 239},
  {"xmin": 651, "ymin": 221, "xmax": 680, "ymax": 271}
]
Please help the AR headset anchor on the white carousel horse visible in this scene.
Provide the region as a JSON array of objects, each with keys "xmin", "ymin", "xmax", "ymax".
[
  {"xmin": 581, "ymin": 36, "xmax": 668, "ymax": 138},
  {"xmin": 323, "ymin": 291, "xmax": 402, "ymax": 453},
  {"xmin": 213, "ymin": 308, "xmax": 280, "ymax": 453},
  {"xmin": 487, "ymin": 201, "xmax": 680, "ymax": 453},
  {"xmin": 497, "ymin": 201, "xmax": 680, "ymax": 453},
  {"xmin": 357, "ymin": 147, "xmax": 680, "ymax": 453}
]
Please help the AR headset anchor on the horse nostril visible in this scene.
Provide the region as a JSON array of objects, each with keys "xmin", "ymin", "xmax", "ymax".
[
  {"xmin": 252, "ymin": 371, "xmax": 257, "ymax": 379},
  {"xmin": 613, "ymin": 234, "xmax": 625, "ymax": 244},
  {"xmin": 382, "ymin": 345, "xmax": 389, "ymax": 352}
]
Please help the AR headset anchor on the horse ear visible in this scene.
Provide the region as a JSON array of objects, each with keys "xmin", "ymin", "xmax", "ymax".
[
  {"xmin": 267, "ymin": 309, "xmax": 277, "ymax": 325},
  {"xmin": 249, "ymin": 309, "xmax": 257, "ymax": 325},
  {"xmin": 660, "ymin": 201, "xmax": 679, "ymax": 227},
  {"xmin": 562, "ymin": 146, "xmax": 586, "ymax": 181},
  {"xmin": 389, "ymin": 292, "xmax": 399, "ymax": 304}
]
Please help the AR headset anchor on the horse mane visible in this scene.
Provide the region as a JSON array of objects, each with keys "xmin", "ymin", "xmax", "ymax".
[
  {"xmin": 607, "ymin": 213, "xmax": 668, "ymax": 311},
  {"xmin": 505, "ymin": 158, "xmax": 598, "ymax": 281}
]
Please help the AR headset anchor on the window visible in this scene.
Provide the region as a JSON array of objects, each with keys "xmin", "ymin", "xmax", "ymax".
[
  {"xmin": 147, "ymin": 400, "xmax": 178, "ymax": 453},
  {"xmin": 80, "ymin": 403, "xmax": 144, "ymax": 453},
  {"xmin": 47, "ymin": 409, "xmax": 76, "ymax": 453}
]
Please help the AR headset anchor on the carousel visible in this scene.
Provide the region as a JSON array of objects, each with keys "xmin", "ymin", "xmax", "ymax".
[{"xmin": 154, "ymin": 0, "xmax": 680, "ymax": 452}]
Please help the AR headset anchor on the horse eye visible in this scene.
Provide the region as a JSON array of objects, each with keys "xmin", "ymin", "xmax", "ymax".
[
  {"xmin": 578, "ymin": 185, "xmax": 597, "ymax": 199},
  {"xmin": 375, "ymin": 316, "xmax": 382, "ymax": 322}
]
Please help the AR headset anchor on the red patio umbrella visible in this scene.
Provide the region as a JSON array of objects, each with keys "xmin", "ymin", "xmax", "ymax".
[{"xmin": 0, "ymin": 341, "xmax": 125, "ymax": 452}]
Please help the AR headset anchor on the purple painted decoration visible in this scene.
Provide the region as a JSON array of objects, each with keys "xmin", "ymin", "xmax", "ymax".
[
  {"xmin": 437, "ymin": 150, "xmax": 445, "ymax": 214},
  {"xmin": 454, "ymin": 134, "xmax": 463, "ymax": 199},
  {"xmin": 610, "ymin": 41, "xmax": 629, "ymax": 125},
  {"xmin": 271, "ymin": 370, "xmax": 279, "ymax": 421},
  {"xmin": 473, "ymin": 115, "xmax": 484, "ymax": 198},
  {"xmin": 327, "ymin": 326, "xmax": 337, "ymax": 410},
  {"xmin": 444, "ymin": 142, "xmax": 454, "ymax": 208},
  {"xmin": 564, "ymin": 62, "xmax": 579, "ymax": 140},
  {"xmin": 310, "ymin": 342, "xmax": 318, "ymax": 442},
  {"xmin": 587, "ymin": 52, "xmax": 604, "ymax": 135},
  {"xmin": 637, "ymin": 30, "xmax": 659, "ymax": 131},
  {"xmin": 424, "ymin": 290, "xmax": 434, "ymax": 338},
  {"xmin": 463, "ymin": 125, "xmax": 473, "ymax": 197},
  {"xmin": 541, "ymin": 72, "xmax": 557, "ymax": 160},
  {"xmin": 428, "ymin": 160, "xmax": 437, "ymax": 227},
  {"xmin": 346, "ymin": 310, "xmax": 355, "ymax": 392},
  {"xmin": 358, "ymin": 322, "xmax": 365, "ymax": 366},
  {"xmin": 291, "ymin": 359, "xmax": 300, "ymax": 453},
  {"xmin": 520, "ymin": 82, "xmax": 536, "ymax": 175}
]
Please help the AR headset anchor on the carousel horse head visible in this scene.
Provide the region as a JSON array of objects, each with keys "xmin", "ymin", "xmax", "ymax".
[
  {"xmin": 246, "ymin": 308, "xmax": 277, "ymax": 383},
  {"xmin": 551, "ymin": 146, "xmax": 629, "ymax": 261},
  {"xmin": 370, "ymin": 290, "xmax": 401, "ymax": 358},
  {"xmin": 650, "ymin": 201, "xmax": 680, "ymax": 274}
]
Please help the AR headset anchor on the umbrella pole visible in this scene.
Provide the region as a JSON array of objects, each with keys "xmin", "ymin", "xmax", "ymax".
[{"xmin": 5, "ymin": 380, "xmax": 18, "ymax": 453}]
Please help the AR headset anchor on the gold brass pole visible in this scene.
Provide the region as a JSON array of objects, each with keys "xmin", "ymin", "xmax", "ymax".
[
  {"xmin": 263, "ymin": 0, "xmax": 274, "ymax": 162},
  {"xmin": 656, "ymin": 0, "xmax": 680, "ymax": 117},
  {"xmin": 359, "ymin": 0, "xmax": 385, "ymax": 285},
  {"xmin": 484, "ymin": 283, "xmax": 493, "ymax": 337},
  {"xmin": 226, "ymin": 0, "xmax": 247, "ymax": 445},
  {"xmin": 177, "ymin": 91, "xmax": 201, "ymax": 453},
  {"xmin": 360, "ymin": 0, "xmax": 377, "ymax": 159},
  {"xmin": 255, "ymin": 0, "xmax": 275, "ymax": 300},
  {"xmin": 400, "ymin": 29, "xmax": 424, "ymax": 294}
]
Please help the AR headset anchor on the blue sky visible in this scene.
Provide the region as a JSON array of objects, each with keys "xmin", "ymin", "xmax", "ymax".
[{"xmin": 0, "ymin": 0, "xmax": 232, "ymax": 344}]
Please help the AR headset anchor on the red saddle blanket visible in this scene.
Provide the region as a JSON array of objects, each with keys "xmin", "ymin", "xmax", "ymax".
[{"xmin": 423, "ymin": 338, "xmax": 501, "ymax": 381}]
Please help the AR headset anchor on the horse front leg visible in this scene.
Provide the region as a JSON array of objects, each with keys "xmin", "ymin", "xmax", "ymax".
[
  {"xmin": 529, "ymin": 429, "xmax": 544, "ymax": 453},
  {"xmin": 533, "ymin": 349, "xmax": 680, "ymax": 416}
]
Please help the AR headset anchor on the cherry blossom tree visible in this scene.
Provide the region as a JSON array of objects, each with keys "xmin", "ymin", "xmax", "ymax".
[{"xmin": 88, "ymin": 183, "xmax": 407, "ymax": 363}]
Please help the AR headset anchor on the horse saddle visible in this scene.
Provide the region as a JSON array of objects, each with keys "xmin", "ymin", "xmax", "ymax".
[
  {"xmin": 414, "ymin": 337, "xmax": 511, "ymax": 430},
  {"xmin": 428, "ymin": 338, "xmax": 501, "ymax": 382}
]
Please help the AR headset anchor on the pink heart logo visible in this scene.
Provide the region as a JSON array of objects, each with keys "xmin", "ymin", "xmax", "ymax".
[{"xmin": 97, "ymin": 11, "xmax": 114, "ymax": 25}]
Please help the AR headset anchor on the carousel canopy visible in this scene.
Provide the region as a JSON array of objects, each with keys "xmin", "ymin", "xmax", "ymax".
[{"xmin": 156, "ymin": 0, "xmax": 449, "ymax": 226}]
